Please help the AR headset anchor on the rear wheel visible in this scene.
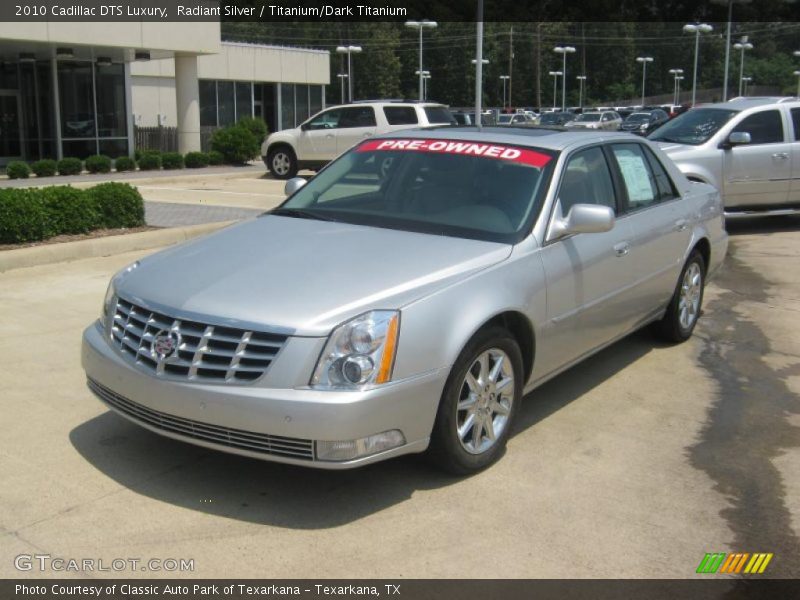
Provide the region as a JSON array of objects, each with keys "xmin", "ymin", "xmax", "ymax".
[
  {"xmin": 267, "ymin": 146, "xmax": 297, "ymax": 180},
  {"xmin": 655, "ymin": 251, "xmax": 706, "ymax": 343},
  {"xmin": 428, "ymin": 327, "xmax": 522, "ymax": 475}
]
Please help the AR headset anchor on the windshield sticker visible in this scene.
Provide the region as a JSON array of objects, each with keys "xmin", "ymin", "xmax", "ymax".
[{"xmin": 357, "ymin": 139, "xmax": 552, "ymax": 168}]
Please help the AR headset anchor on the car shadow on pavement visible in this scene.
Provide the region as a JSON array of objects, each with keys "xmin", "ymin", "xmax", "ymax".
[
  {"xmin": 69, "ymin": 330, "xmax": 656, "ymax": 529},
  {"xmin": 726, "ymin": 215, "xmax": 800, "ymax": 236}
]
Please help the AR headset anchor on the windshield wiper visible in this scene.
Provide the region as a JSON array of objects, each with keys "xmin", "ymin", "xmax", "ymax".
[
  {"xmin": 270, "ymin": 207, "xmax": 337, "ymax": 222},
  {"xmin": 650, "ymin": 136, "xmax": 688, "ymax": 144}
]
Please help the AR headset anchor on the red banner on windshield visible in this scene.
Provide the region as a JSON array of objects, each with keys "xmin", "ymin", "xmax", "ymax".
[{"xmin": 357, "ymin": 138, "xmax": 552, "ymax": 168}]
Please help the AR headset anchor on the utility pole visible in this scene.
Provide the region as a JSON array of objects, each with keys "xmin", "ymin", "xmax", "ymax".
[
  {"xmin": 508, "ymin": 26, "xmax": 513, "ymax": 108},
  {"xmin": 535, "ymin": 23, "xmax": 542, "ymax": 110}
]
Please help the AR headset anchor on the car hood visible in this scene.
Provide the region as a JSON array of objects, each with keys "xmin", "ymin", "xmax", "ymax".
[
  {"xmin": 116, "ymin": 216, "xmax": 512, "ymax": 337},
  {"xmin": 654, "ymin": 141, "xmax": 694, "ymax": 154}
]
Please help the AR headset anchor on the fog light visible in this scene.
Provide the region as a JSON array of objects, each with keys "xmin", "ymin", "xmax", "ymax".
[{"xmin": 316, "ymin": 430, "xmax": 405, "ymax": 462}]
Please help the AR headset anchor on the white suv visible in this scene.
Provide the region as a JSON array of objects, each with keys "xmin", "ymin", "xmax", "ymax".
[{"xmin": 262, "ymin": 101, "xmax": 456, "ymax": 179}]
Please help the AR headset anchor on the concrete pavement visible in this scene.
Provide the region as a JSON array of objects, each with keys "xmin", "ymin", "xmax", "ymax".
[{"xmin": 0, "ymin": 220, "xmax": 798, "ymax": 579}]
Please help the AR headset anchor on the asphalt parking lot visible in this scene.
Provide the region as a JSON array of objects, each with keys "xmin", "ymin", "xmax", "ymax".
[{"xmin": 0, "ymin": 217, "xmax": 798, "ymax": 579}]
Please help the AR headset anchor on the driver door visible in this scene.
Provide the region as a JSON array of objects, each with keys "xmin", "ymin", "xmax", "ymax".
[{"xmin": 297, "ymin": 108, "xmax": 342, "ymax": 161}]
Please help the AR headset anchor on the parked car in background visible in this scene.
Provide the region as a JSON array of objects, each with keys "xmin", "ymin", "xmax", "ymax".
[
  {"xmin": 497, "ymin": 113, "xmax": 534, "ymax": 126},
  {"xmin": 565, "ymin": 110, "xmax": 622, "ymax": 131},
  {"xmin": 650, "ymin": 97, "xmax": 800, "ymax": 216},
  {"xmin": 84, "ymin": 127, "xmax": 726, "ymax": 474},
  {"xmin": 621, "ymin": 109, "xmax": 670, "ymax": 136},
  {"xmin": 262, "ymin": 101, "xmax": 456, "ymax": 179},
  {"xmin": 538, "ymin": 111, "xmax": 577, "ymax": 126}
]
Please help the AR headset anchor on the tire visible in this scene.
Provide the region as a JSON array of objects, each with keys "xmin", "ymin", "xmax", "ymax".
[
  {"xmin": 428, "ymin": 326, "xmax": 523, "ymax": 475},
  {"xmin": 654, "ymin": 251, "xmax": 706, "ymax": 343},
  {"xmin": 267, "ymin": 146, "xmax": 298, "ymax": 180}
]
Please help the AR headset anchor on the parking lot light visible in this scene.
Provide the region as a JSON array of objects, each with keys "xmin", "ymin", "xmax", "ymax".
[
  {"xmin": 733, "ymin": 37, "xmax": 754, "ymax": 97},
  {"xmin": 335, "ymin": 46, "xmax": 362, "ymax": 103},
  {"xmin": 741, "ymin": 76, "xmax": 753, "ymax": 96},
  {"xmin": 669, "ymin": 68, "xmax": 684, "ymax": 105},
  {"xmin": 336, "ymin": 73, "xmax": 348, "ymax": 104},
  {"xmin": 549, "ymin": 71, "xmax": 562, "ymax": 110},
  {"xmin": 636, "ymin": 57, "xmax": 654, "ymax": 107},
  {"xmin": 576, "ymin": 75, "xmax": 587, "ymax": 110},
  {"xmin": 683, "ymin": 23, "xmax": 713, "ymax": 106},
  {"xmin": 406, "ymin": 20, "xmax": 438, "ymax": 101},
  {"xmin": 553, "ymin": 46, "xmax": 576, "ymax": 112}
]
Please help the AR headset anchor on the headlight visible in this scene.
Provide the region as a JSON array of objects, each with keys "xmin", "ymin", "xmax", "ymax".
[
  {"xmin": 102, "ymin": 261, "xmax": 139, "ymax": 323},
  {"xmin": 311, "ymin": 310, "xmax": 400, "ymax": 389}
]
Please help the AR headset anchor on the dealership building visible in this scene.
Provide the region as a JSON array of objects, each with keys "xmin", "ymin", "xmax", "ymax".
[{"xmin": 0, "ymin": 21, "xmax": 329, "ymax": 164}]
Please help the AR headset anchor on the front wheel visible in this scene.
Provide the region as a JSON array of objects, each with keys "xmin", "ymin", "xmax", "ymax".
[
  {"xmin": 267, "ymin": 146, "xmax": 298, "ymax": 180},
  {"xmin": 428, "ymin": 327, "xmax": 523, "ymax": 475},
  {"xmin": 655, "ymin": 251, "xmax": 706, "ymax": 343}
]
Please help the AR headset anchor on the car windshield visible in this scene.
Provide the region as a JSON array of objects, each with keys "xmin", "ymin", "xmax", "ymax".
[
  {"xmin": 498, "ymin": 115, "xmax": 513, "ymax": 123},
  {"xmin": 424, "ymin": 106, "xmax": 457, "ymax": 124},
  {"xmin": 576, "ymin": 113, "xmax": 601, "ymax": 122},
  {"xmin": 626, "ymin": 113, "xmax": 650, "ymax": 123},
  {"xmin": 648, "ymin": 108, "xmax": 739, "ymax": 145},
  {"xmin": 539, "ymin": 114, "xmax": 559, "ymax": 124},
  {"xmin": 276, "ymin": 138, "xmax": 556, "ymax": 244}
]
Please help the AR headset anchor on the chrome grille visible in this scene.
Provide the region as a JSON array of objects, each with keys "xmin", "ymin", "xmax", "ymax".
[
  {"xmin": 88, "ymin": 378, "xmax": 314, "ymax": 461},
  {"xmin": 110, "ymin": 297, "xmax": 287, "ymax": 384}
]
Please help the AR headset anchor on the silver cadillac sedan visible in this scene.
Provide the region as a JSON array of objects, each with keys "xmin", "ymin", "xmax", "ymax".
[{"xmin": 82, "ymin": 128, "xmax": 727, "ymax": 474}]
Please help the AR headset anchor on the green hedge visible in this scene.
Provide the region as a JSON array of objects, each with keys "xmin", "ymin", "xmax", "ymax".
[
  {"xmin": 184, "ymin": 151, "xmax": 208, "ymax": 168},
  {"xmin": 206, "ymin": 150, "xmax": 224, "ymax": 165},
  {"xmin": 161, "ymin": 152, "xmax": 184, "ymax": 169},
  {"xmin": 32, "ymin": 159, "xmax": 57, "ymax": 178},
  {"xmin": 236, "ymin": 117, "xmax": 268, "ymax": 144},
  {"xmin": 137, "ymin": 151, "xmax": 161, "ymax": 170},
  {"xmin": 58, "ymin": 157, "xmax": 83, "ymax": 176},
  {"xmin": 0, "ymin": 183, "xmax": 145, "ymax": 244},
  {"xmin": 211, "ymin": 125, "xmax": 259, "ymax": 165},
  {"xmin": 85, "ymin": 154, "xmax": 112, "ymax": 174},
  {"xmin": 6, "ymin": 161, "xmax": 31, "ymax": 179},
  {"xmin": 114, "ymin": 156, "xmax": 136, "ymax": 172}
]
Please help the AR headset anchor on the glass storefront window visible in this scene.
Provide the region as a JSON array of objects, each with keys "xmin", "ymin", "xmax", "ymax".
[
  {"xmin": 62, "ymin": 139, "xmax": 97, "ymax": 159},
  {"xmin": 281, "ymin": 83, "xmax": 295, "ymax": 129},
  {"xmin": 58, "ymin": 61, "xmax": 95, "ymax": 138},
  {"xmin": 199, "ymin": 80, "xmax": 217, "ymax": 127},
  {"xmin": 95, "ymin": 63, "xmax": 126, "ymax": 137},
  {"xmin": 295, "ymin": 84, "xmax": 309, "ymax": 123},
  {"xmin": 99, "ymin": 138, "xmax": 128, "ymax": 158},
  {"xmin": 309, "ymin": 86, "xmax": 323, "ymax": 119},
  {"xmin": 236, "ymin": 81, "xmax": 252, "ymax": 121},
  {"xmin": 218, "ymin": 81, "xmax": 235, "ymax": 126}
]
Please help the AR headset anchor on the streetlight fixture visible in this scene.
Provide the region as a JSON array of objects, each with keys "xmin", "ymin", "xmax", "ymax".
[
  {"xmin": 335, "ymin": 45, "xmax": 362, "ymax": 103},
  {"xmin": 733, "ymin": 36, "xmax": 754, "ymax": 97},
  {"xmin": 499, "ymin": 75, "xmax": 510, "ymax": 108},
  {"xmin": 683, "ymin": 23, "xmax": 713, "ymax": 107},
  {"xmin": 553, "ymin": 46, "xmax": 576, "ymax": 111},
  {"xmin": 710, "ymin": 0, "xmax": 752, "ymax": 101},
  {"xmin": 794, "ymin": 71, "xmax": 800, "ymax": 98},
  {"xmin": 336, "ymin": 73, "xmax": 348, "ymax": 104},
  {"xmin": 406, "ymin": 19, "xmax": 438, "ymax": 101},
  {"xmin": 669, "ymin": 68, "xmax": 684, "ymax": 105},
  {"xmin": 676, "ymin": 76, "xmax": 684, "ymax": 104},
  {"xmin": 636, "ymin": 56, "xmax": 654, "ymax": 107},
  {"xmin": 576, "ymin": 75, "xmax": 587, "ymax": 110},
  {"xmin": 549, "ymin": 71, "xmax": 562, "ymax": 110},
  {"xmin": 416, "ymin": 70, "xmax": 432, "ymax": 100},
  {"xmin": 741, "ymin": 76, "xmax": 752, "ymax": 96}
]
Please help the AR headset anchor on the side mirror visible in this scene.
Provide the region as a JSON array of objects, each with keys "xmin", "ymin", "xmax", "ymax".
[
  {"xmin": 721, "ymin": 131, "xmax": 751, "ymax": 149},
  {"xmin": 550, "ymin": 203, "xmax": 615, "ymax": 239},
  {"xmin": 284, "ymin": 177, "xmax": 307, "ymax": 196},
  {"xmin": 300, "ymin": 122, "xmax": 311, "ymax": 131}
]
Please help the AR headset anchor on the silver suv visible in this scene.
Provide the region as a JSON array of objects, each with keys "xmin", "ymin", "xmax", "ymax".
[
  {"xmin": 262, "ymin": 101, "xmax": 455, "ymax": 179},
  {"xmin": 649, "ymin": 97, "xmax": 800, "ymax": 215}
]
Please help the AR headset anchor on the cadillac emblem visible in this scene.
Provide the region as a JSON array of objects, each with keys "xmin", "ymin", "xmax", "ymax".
[{"xmin": 151, "ymin": 330, "xmax": 180, "ymax": 362}]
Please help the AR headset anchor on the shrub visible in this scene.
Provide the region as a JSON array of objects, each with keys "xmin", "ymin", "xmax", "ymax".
[
  {"xmin": 134, "ymin": 149, "xmax": 143, "ymax": 162},
  {"xmin": 210, "ymin": 126, "xmax": 258, "ymax": 164},
  {"xmin": 236, "ymin": 117, "xmax": 268, "ymax": 144},
  {"xmin": 137, "ymin": 152, "xmax": 161, "ymax": 170},
  {"xmin": 32, "ymin": 159, "xmax": 57, "ymax": 178},
  {"xmin": 58, "ymin": 157, "xmax": 83, "ymax": 176},
  {"xmin": 6, "ymin": 161, "xmax": 31, "ymax": 179},
  {"xmin": 85, "ymin": 154, "xmax": 112, "ymax": 174},
  {"xmin": 0, "ymin": 189, "xmax": 51, "ymax": 243},
  {"xmin": 88, "ymin": 182, "xmax": 145, "ymax": 229},
  {"xmin": 114, "ymin": 156, "xmax": 136, "ymax": 172},
  {"xmin": 161, "ymin": 152, "xmax": 184, "ymax": 169},
  {"xmin": 184, "ymin": 151, "xmax": 208, "ymax": 169},
  {"xmin": 40, "ymin": 185, "xmax": 99, "ymax": 234},
  {"xmin": 206, "ymin": 150, "xmax": 224, "ymax": 165}
]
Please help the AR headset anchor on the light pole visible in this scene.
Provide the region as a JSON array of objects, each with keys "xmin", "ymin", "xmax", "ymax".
[
  {"xmin": 683, "ymin": 23, "xmax": 713, "ymax": 107},
  {"xmin": 335, "ymin": 45, "xmax": 362, "ymax": 103},
  {"xmin": 733, "ymin": 36, "xmax": 754, "ymax": 97},
  {"xmin": 676, "ymin": 76, "xmax": 684, "ymax": 104},
  {"xmin": 741, "ymin": 76, "xmax": 752, "ymax": 96},
  {"xmin": 474, "ymin": 0, "xmax": 485, "ymax": 129},
  {"xmin": 794, "ymin": 71, "xmax": 800, "ymax": 98},
  {"xmin": 576, "ymin": 75, "xmax": 587, "ymax": 110},
  {"xmin": 553, "ymin": 46, "xmax": 576, "ymax": 112},
  {"xmin": 336, "ymin": 73, "xmax": 348, "ymax": 104},
  {"xmin": 416, "ymin": 70, "xmax": 431, "ymax": 100},
  {"xmin": 636, "ymin": 57, "xmax": 653, "ymax": 107},
  {"xmin": 710, "ymin": 0, "xmax": 752, "ymax": 102},
  {"xmin": 499, "ymin": 75, "xmax": 510, "ymax": 108},
  {"xmin": 669, "ymin": 69, "xmax": 684, "ymax": 105},
  {"xmin": 549, "ymin": 71, "xmax": 562, "ymax": 110},
  {"xmin": 406, "ymin": 19, "xmax": 437, "ymax": 101}
]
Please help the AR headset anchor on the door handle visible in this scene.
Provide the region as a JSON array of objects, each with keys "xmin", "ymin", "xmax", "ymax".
[
  {"xmin": 613, "ymin": 242, "xmax": 630, "ymax": 257},
  {"xmin": 674, "ymin": 219, "xmax": 688, "ymax": 232},
  {"xmin": 772, "ymin": 152, "xmax": 789, "ymax": 160},
  {"xmin": 325, "ymin": 134, "xmax": 334, "ymax": 139}
]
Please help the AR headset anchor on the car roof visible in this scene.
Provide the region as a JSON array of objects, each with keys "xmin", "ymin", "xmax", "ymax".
[
  {"xmin": 695, "ymin": 97, "xmax": 800, "ymax": 111},
  {"xmin": 374, "ymin": 126, "xmax": 646, "ymax": 151}
]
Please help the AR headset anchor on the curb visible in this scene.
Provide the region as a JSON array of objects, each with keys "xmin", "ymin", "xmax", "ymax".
[{"xmin": 0, "ymin": 221, "xmax": 235, "ymax": 273}]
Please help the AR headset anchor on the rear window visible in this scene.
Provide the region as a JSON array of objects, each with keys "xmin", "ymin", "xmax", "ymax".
[
  {"xmin": 383, "ymin": 106, "xmax": 418, "ymax": 125},
  {"xmin": 424, "ymin": 107, "xmax": 457, "ymax": 125}
]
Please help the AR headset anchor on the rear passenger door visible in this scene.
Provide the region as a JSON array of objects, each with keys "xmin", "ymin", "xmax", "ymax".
[
  {"xmin": 335, "ymin": 106, "xmax": 378, "ymax": 155},
  {"xmin": 608, "ymin": 143, "xmax": 691, "ymax": 320}
]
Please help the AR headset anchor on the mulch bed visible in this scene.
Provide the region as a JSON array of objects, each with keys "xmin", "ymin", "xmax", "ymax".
[{"xmin": 0, "ymin": 226, "xmax": 161, "ymax": 251}]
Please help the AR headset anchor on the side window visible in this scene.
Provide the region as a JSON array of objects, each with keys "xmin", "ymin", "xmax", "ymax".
[
  {"xmin": 642, "ymin": 146, "xmax": 679, "ymax": 202},
  {"xmin": 791, "ymin": 108, "xmax": 800, "ymax": 141},
  {"xmin": 558, "ymin": 147, "xmax": 617, "ymax": 215},
  {"xmin": 307, "ymin": 109, "xmax": 342, "ymax": 130},
  {"xmin": 610, "ymin": 144, "xmax": 660, "ymax": 211},
  {"xmin": 338, "ymin": 107, "xmax": 377, "ymax": 129},
  {"xmin": 383, "ymin": 106, "xmax": 418, "ymax": 125},
  {"xmin": 732, "ymin": 110, "xmax": 784, "ymax": 144}
]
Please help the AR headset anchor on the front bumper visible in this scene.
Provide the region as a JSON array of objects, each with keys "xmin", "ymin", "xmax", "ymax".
[{"xmin": 82, "ymin": 321, "xmax": 448, "ymax": 469}]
